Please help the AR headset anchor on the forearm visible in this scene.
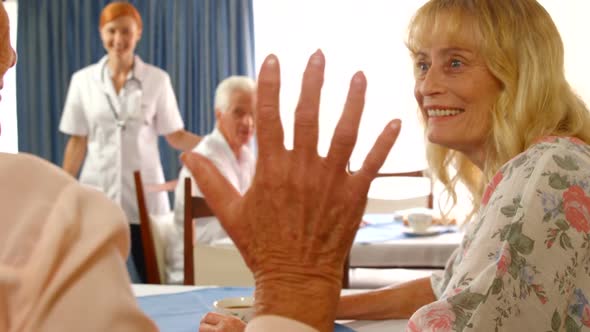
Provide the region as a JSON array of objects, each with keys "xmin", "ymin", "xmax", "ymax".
[
  {"xmin": 62, "ymin": 136, "xmax": 87, "ymax": 177},
  {"xmin": 166, "ymin": 129, "xmax": 201, "ymax": 151},
  {"xmin": 336, "ymin": 277, "xmax": 436, "ymax": 320}
]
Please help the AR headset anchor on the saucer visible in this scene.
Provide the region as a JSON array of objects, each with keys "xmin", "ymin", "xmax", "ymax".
[{"xmin": 402, "ymin": 227, "xmax": 441, "ymax": 237}]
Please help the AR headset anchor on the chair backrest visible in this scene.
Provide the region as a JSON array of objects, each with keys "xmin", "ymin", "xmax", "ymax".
[
  {"xmin": 374, "ymin": 169, "xmax": 433, "ymax": 209},
  {"xmin": 133, "ymin": 171, "xmax": 178, "ymax": 284},
  {"xmin": 341, "ymin": 164, "xmax": 433, "ymax": 288},
  {"xmin": 183, "ymin": 177, "xmax": 214, "ymax": 285},
  {"xmin": 348, "ymin": 163, "xmax": 433, "ymax": 211},
  {"xmin": 183, "ymin": 177, "xmax": 255, "ymax": 286}
]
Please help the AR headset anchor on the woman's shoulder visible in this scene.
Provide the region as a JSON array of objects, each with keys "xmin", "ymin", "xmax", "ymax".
[
  {"xmin": 0, "ymin": 152, "xmax": 75, "ymax": 186},
  {"xmin": 504, "ymin": 136, "xmax": 590, "ymax": 172},
  {"xmin": 490, "ymin": 136, "xmax": 590, "ymax": 200},
  {"xmin": 0, "ymin": 152, "xmax": 103, "ymax": 203},
  {"xmin": 135, "ymin": 58, "xmax": 170, "ymax": 80},
  {"xmin": 70, "ymin": 61, "xmax": 101, "ymax": 79},
  {"xmin": 64, "ymin": 63, "xmax": 101, "ymax": 91},
  {"xmin": 533, "ymin": 136, "xmax": 589, "ymax": 148},
  {"xmin": 141, "ymin": 63, "xmax": 168, "ymax": 77},
  {"xmin": 0, "ymin": 152, "xmax": 128, "ymax": 231},
  {"xmin": 0, "ymin": 153, "xmax": 122, "ymax": 209},
  {"xmin": 528, "ymin": 136, "xmax": 590, "ymax": 166}
]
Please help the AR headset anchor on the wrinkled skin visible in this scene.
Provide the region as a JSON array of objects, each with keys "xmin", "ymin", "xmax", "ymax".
[
  {"xmin": 199, "ymin": 312, "xmax": 246, "ymax": 332},
  {"xmin": 182, "ymin": 50, "xmax": 400, "ymax": 332}
]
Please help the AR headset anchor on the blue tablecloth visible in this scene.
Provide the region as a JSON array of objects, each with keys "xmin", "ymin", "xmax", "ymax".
[
  {"xmin": 137, "ymin": 287, "xmax": 355, "ymax": 332},
  {"xmin": 354, "ymin": 213, "xmax": 457, "ymax": 244}
]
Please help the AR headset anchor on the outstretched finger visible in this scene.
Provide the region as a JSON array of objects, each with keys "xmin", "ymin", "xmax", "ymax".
[
  {"xmin": 198, "ymin": 323, "xmax": 219, "ymax": 332},
  {"xmin": 201, "ymin": 312, "xmax": 225, "ymax": 325},
  {"xmin": 198, "ymin": 324, "xmax": 215, "ymax": 332},
  {"xmin": 356, "ymin": 119, "xmax": 401, "ymax": 179},
  {"xmin": 293, "ymin": 50, "xmax": 325, "ymax": 154},
  {"xmin": 256, "ymin": 54, "xmax": 284, "ymax": 159},
  {"xmin": 182, "ymin": 152, "xmax": 241, "ymax": 223},
  {"xmin": 325, "ymin": 71, "xmax": 367, "ymax": 169}
]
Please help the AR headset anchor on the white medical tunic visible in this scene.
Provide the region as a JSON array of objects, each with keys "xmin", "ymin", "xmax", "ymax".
[{"xmin": 59, "ymin": 55, "xmax": 184, "ymax": 224}]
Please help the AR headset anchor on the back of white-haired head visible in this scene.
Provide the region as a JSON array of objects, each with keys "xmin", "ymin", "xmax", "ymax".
[{"xmin": 214, "ymin": 76, "xmax": 256, "ymax": 113}]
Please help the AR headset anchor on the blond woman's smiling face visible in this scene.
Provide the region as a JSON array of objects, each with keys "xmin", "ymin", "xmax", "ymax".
[{"xmin": 412, "ymin": 15, "xmax": 502, "ymax": 166}]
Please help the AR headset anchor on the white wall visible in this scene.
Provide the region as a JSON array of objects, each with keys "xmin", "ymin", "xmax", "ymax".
[
  {"xmin": 0, "ymin": 0, "xmax": 18, "ymax": 153},
  {"xmin": 253, "ymin": 0, "xmax": 428, "ymax": 173},
  {"xmin": 253, "ymin": 0, "xmax": 590, "ymax": 222},
  {"xmin": 253, "ymin": 0, "xmax": 590, "ymax": 173},
  {"xmin": 539, "ymin": 0, "xmax": 590, "ymax": 106}
]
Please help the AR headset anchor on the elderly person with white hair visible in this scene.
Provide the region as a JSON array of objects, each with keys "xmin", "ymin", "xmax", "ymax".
[
  {"xmin": 165, "ymin": 75, "xmax": 257, "ymax": 284},
  {"xmin": 0, "ymin": 3, "xmax": 159, "ymax": 330}
]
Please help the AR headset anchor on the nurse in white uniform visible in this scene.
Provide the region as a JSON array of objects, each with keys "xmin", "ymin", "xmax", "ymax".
[{"xmin": 58, "ymin": 2, "xmax": 201, "ymax": 282}]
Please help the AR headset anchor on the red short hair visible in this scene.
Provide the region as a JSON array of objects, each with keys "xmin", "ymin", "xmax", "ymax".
[{"xmin": 99, "ymin": 2, "xmax": 142, "ymax": 30}]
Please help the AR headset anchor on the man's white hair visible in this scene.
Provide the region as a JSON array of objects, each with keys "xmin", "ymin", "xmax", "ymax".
[{"xmin": 214, "ymin": 76, "xmax": 256, "ymax": 113}]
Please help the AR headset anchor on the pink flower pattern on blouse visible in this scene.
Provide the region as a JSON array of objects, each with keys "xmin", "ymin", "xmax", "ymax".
[
  {"xmin": 408, "ymin": 137, "xmax": 590, "ymax": 331},
  {"xmin": 481, "ymin": 171, "xmax": 503, "ymax": 206},
  {"xmin": 495, "ymin": 243, "xmax": 511, "ymax": 278},
  {"xmin": 563, "ymin": 185, "xmax": 590, "ymax": 233},
  {"xmin": 423, "ymin": 301, "xmax": 455, "ymax": 330},
  {"xmin": 582, "ymin": 305, "xmax": 590, "ymax": 327}
]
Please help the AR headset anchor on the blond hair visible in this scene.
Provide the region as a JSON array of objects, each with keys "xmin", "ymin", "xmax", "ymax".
[{"xmin": 407, "ymin": 0, "xmax": 590, "ymax": 220}]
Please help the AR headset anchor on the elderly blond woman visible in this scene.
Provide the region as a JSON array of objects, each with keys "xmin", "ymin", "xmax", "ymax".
[{"xmin": 336, "ymin": 1, "xmax": 590, "ymax": 330}]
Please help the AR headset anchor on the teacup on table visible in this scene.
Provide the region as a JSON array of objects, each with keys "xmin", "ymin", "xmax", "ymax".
[
  {"xmin": 407, "ymin": 212, "xmax": 433, "ymax": 233},
  {"xmin": 213, "ymin": 296, "xmax": 255, "ymax": 322}
]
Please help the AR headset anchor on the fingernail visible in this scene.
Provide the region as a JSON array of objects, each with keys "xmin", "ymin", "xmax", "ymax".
[
  {"xmin": 390, "ymin": 119, "xmax": 401, "ymax": 130},
  {"xmin": 265, "ymin": 54, "xmax": 278, "ymax": 68},
  {"xmin": 310, "ymin": 49, "xmax": 324, "ymax": 66},
  {"xmin": 351, "ymin": 71, "xmax": 366, "ymax": 90},
  {"xmin": 353, "ymin": 71, "xmax": 365, "ymax": 83}
]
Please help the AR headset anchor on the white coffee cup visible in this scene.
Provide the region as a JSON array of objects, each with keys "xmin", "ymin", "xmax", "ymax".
[
  {"xmin": 213, "ymin": 296, "xmax": 255, "ymax": 322},
  {"xmin": 407, "ymin": 213, "xmax": 433, "ymax": 232}
]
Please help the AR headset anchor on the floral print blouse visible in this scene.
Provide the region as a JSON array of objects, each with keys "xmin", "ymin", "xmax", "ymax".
[{"xmin": 407, "ymin": 137, "xmax": 590, "ymax": 331}]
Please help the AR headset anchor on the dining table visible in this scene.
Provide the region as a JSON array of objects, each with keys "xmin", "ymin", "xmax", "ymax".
[
  {"xmin": 351, "ymin": 212, "xmax": 463, "ymax": 269},
  {"xmin": 207, "ymin": 212, "xmax": 463, "ymax": 270},
  {"xmin": 135, "ymin": 212, "xmax": 461, "ymax": 331},
  {"xmin": 133, "ymin": 284, "xmax": 409, "ymax": 332}
]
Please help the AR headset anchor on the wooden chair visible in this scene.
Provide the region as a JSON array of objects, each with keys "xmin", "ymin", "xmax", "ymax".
[
  {"xmin": 341, "ymin": 163, "xmax": 434, "ymax": 288},
  {"xmin": 183, "ymin": 177, "xmax": 255, "ymax": 286},
  {"xmin": 348, "ymin": 162, "xmax": 433, "ymax": 212},
  {"xmin": 371, "ymin": 169, "xmax": 433, "ymax": 209},
  {"xmin": 183, "ymin": 177, "xmax": 214, "ymax": 285},
  {"xmin": 133, "ymin": 171, "xmax": 177, "ymax": 284}
]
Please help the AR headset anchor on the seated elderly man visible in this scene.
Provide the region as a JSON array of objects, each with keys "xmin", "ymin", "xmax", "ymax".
[{"xmin": 165, "ymin": 75, "xmax": 256, "ymax": 284}]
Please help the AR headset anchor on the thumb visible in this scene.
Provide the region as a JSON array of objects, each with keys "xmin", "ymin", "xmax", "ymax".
[{"xmin": 181, "ymin": 152, "xmax": 241, "ymax": 221}]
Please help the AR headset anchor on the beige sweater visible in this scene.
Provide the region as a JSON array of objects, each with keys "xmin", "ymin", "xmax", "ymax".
[{"xmin": 0, "ymin": 152, "xmax": 157, "ymax": 332}]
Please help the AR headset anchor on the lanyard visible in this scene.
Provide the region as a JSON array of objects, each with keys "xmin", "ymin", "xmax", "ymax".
[{"xmin": 101, "ymin": 60, "xmax": 143, "ymax": 130}]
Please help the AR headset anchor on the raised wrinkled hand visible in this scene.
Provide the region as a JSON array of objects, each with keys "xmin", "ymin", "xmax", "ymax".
[{"xmin": 182, "ymin": 50, "xmax": 400, "ymax": 331}]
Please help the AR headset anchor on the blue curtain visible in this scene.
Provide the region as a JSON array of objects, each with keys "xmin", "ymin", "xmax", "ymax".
[{"xmin": 16, "ymin": 0, "xmax": 255, "ymax": 180}]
